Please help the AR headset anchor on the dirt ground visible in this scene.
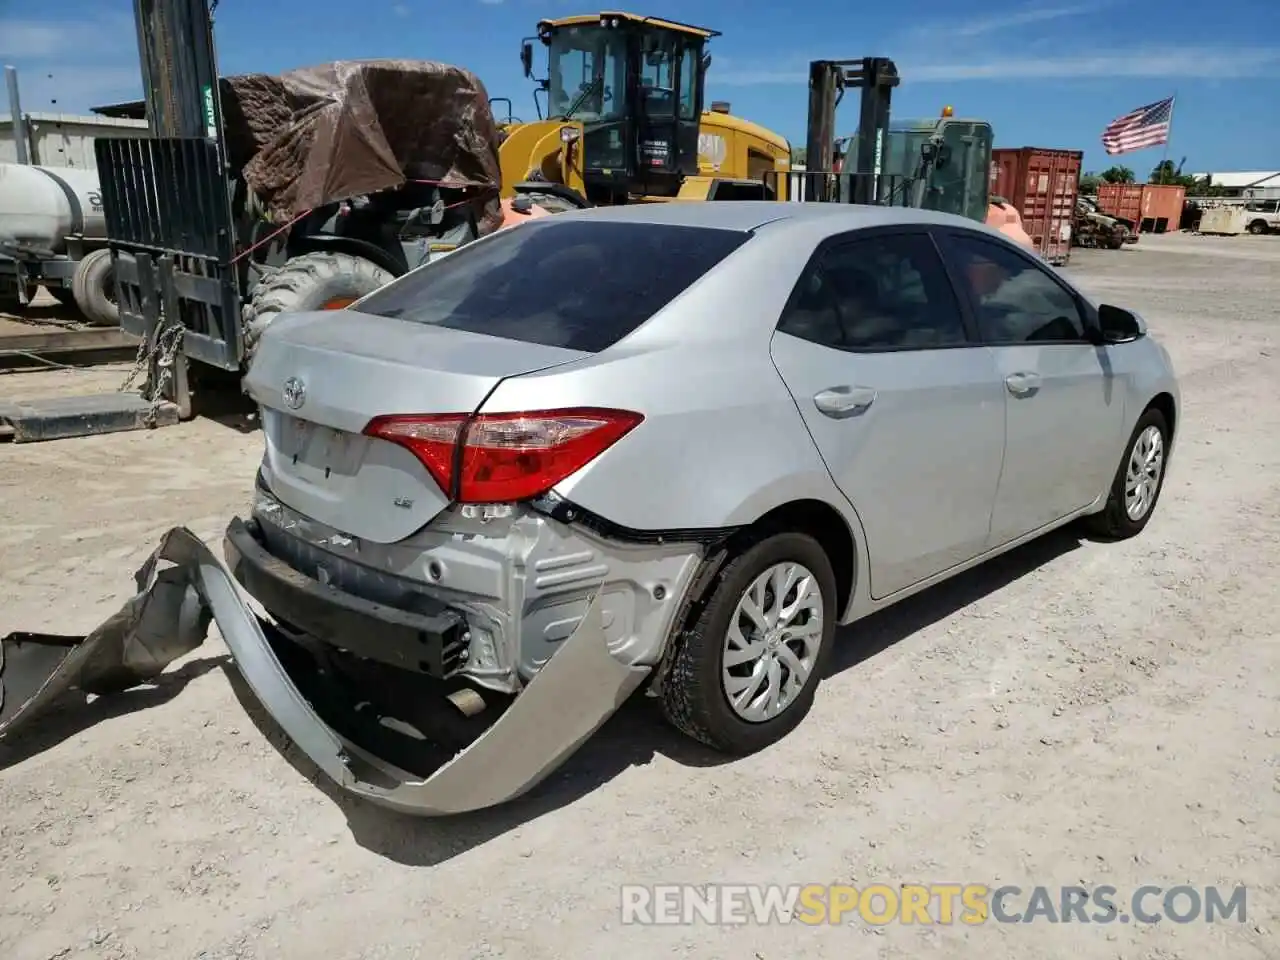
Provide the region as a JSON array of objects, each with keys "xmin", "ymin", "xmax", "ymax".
[{"xmin": 1, "ymin": 233, "xmax": 1277, "ymax": 960}]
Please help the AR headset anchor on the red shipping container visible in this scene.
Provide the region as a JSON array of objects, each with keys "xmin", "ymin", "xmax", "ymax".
[
  {"xmin": 1096, "ymin": 183, "xmax": 1186, "ymax": 234},
  {"xmin": 1096, "ymin": 183, "xmax": 1144, "ymax": 231},
  {"xmin": 990, "ymin": 147, "xmax": 1083, "ymax": 264}
]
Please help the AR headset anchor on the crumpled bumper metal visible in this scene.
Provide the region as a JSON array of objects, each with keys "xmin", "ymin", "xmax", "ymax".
[{"xmin": 1, "ymin": 526, "xmax": 650, "ymax": 816}]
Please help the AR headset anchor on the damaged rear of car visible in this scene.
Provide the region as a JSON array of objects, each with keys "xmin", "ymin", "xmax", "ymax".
[{"xmin": 208, "ymin": 212, "xmax": 765, "ymax": 813}]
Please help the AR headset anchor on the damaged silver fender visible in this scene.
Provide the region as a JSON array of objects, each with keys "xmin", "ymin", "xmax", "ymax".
[{"xmin": 1, "ymin": 527, "xmax": 650, "ymax": 816}]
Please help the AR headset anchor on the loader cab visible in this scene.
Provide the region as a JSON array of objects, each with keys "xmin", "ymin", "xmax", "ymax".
[{"xmin": 528, "ymin": 13, "xmax": 715, "ymax": 201}]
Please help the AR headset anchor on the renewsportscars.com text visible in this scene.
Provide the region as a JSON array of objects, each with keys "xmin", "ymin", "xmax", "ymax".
[{"xmin": 620, "ymin": 883, "xmax": 1248, "ymax": 926}]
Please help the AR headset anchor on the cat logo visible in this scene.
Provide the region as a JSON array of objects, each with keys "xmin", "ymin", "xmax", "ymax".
[{"xmin": 698, "ymin": 132, "xmax": 727, "ymax": 170}]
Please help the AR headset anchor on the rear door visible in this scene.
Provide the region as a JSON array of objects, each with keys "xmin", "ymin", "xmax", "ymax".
[
  {"xmin": 768, "ymin": 227, "xmax": 1006, "ymax": 600},
  {"xmin": 934, "ymin": 227, "xmax": 1126, "ymax": 545}
]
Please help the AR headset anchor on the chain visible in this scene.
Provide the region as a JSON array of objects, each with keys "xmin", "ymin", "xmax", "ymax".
[{"xmin": 118, "ymin": 320, "xmax": 185, "ymax": 428}]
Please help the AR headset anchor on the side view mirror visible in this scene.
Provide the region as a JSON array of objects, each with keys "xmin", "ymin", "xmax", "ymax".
[
  {"xmin": 521, "ymin": 41, "xmax": 534, "ymax": 79},
  {"xmin": 701, "ymin": 53, "xmax": 712, "ymax": 75},
  {"xmin": 1097, "ymin": 303, "xmax": 1145, "ymax": 342}
]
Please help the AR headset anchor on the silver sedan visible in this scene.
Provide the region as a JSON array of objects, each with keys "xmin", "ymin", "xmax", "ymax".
[{"xmin": 209, "ymin": 200, "xmax": 1179, "ymax": 814}]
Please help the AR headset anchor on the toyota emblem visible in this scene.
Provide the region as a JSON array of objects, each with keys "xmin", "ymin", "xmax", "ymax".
[{"xmin": 282, "ymin": 377, "xmax": 306, "ymax": 410}]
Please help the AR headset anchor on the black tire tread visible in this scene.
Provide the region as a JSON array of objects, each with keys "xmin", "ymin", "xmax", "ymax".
[
  {"xmin": 1084, "ymin": 406, "xmax": 1169, "ymax": 540},
  {"xmin": 242, "ymin": 251, "xmax": 394, "ymax": 360},
  {"xmin": 658, "ymin": 530, "xmax": 836, "ymax": 754}
]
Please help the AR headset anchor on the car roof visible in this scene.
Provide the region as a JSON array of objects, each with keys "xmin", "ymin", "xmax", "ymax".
[{"xmin": 548, "ymin": 199, "xmax": 987, "ymax": 236}]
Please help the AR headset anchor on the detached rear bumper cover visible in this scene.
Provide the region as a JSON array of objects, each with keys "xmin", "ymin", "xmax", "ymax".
[{"xmin": 1, "ymin": 525, "xmax": 649, "ymax": 817}]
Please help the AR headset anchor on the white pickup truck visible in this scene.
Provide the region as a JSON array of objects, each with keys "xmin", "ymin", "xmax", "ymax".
[{"xmin": 1244, "ymin": 199, "xmax": 1280, "ymax": 235}]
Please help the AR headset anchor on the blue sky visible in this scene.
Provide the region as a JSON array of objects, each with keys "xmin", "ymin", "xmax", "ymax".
[{"xmin": 1, "ymin": 0, "xmax": 1277, "ymax": 174}]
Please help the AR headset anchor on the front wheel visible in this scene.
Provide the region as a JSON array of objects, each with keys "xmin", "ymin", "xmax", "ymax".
[
  {"xmin": 1084, "ymin": 406, "xmax": 1170, "ymax": 540},
  {"xmin": 1247, "ymin": 220, "xmax": 1269, "ymax": 236},
  {"xmin": 659, "ymin": 531, "xmax": 836, "ymax": 754}
]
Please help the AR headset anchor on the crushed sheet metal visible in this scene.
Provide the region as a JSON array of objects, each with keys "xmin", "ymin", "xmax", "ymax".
[
  {"xmin": 0, "ymin": 530, "xmax": 211, "ymax": 737},
  {"xmin": 2, "ymin": 526, "xmax": 649, "ymax": 816},
  {"xmin": 203, "ymin": 525, "xmax": 650, "ymax": 815}
]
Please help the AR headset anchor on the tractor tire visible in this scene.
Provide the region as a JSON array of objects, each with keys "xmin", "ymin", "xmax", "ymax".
[
  {"xmin": 1247, "ymin": 219, "xmax": 1269, "ymax": 236},
  {"xmin": 515, "ymin": 190, "xmax": 584, "ymax": 215},
  {"xmin": 241, "ymin": 251, "xmax": 395, "ymax": 362},
  {"xmin": 71, "ymin": 248, "xmax": 120, "ymax": 326}
]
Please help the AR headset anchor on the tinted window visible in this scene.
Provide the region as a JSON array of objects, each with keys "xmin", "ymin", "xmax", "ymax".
[
  {"xmin": 777, "ymin": 232, "xmax": 969, "ymax": 350},
  {"xmin": 357, "ymin": 219, "xmax": 750, "ymax": 353},
  {"xmin": 946, "ymin": 234, "xmax": 1087, "ymax": 343}
]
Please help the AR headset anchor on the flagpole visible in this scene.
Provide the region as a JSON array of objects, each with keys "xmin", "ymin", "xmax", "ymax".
[{"xmin": 1159, "ymin": 92, "xmax": 1176, "ymax": 183}]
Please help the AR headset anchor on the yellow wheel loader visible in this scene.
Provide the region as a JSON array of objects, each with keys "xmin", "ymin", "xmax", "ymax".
[{"xmin": 495, "ymin": 11, "xmax": 793, "ymax": 213}]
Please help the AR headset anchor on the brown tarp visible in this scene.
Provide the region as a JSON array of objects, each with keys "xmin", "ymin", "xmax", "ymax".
[{"xmin": 218, "ymin": 59, "xmax": 502, "ymax": 225}]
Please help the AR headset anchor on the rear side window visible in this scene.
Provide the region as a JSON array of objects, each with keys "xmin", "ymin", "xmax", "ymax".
[{"xmin": 356, "ymin": 218, "xmax": 751, "ymax": 353}]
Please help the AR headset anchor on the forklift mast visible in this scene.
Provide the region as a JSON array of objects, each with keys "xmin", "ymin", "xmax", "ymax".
[
  {"xmin": 95, "ymin": 0, "xmax": 243, "ymax": 378},
  {"xmin": 803, "ymin": 58, "xmax": 899, "ymax": 204}
]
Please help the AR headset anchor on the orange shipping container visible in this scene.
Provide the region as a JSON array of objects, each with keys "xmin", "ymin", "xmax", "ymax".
[
  {"xmin": 990, "ymin": 147, "xmax": 1082, "ymax": 264},
  {"xmin": 1096, "ymin": 183, "xmax": 1186, "ymax": 234}
]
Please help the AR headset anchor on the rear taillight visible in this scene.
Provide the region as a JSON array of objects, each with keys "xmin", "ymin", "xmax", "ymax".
[{"xmin": 363, "ymin": 407, "xmax": 643, "ymax": 504}]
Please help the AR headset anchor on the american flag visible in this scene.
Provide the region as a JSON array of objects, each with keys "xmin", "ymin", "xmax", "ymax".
[{"xmin": 1101, "ymin": 96, "xmax": 1174, "ymax": 155}]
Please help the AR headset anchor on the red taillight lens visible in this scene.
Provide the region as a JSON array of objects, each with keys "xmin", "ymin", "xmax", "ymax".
[{"xmin": 364, "ymin": 407, "xmax": 643, "ymax": 504}]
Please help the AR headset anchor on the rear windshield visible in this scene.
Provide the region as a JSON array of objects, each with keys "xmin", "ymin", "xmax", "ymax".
[{"xmin": 355, "ymin": 218, "xmax": 751, "ymax": 353}]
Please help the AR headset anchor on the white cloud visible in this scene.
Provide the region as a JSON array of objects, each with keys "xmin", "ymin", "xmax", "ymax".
[
  {"xmin": 393, "ymin": 2, "xmax": 411, "ymax": 15},
  {"xmin": 0, "ymin": 14, "xmax": 140, "ymax": 113},
  {"xmin": 714, "ymin": 45, "xmax": 1280, "ymax": 85},
  {"xmin": 909, "ymin": 1, "xmax": 1112, "ymax": 41},
  {"xmin": 0, "ymin": 14, "xmax": 136, "ymax": 59}
]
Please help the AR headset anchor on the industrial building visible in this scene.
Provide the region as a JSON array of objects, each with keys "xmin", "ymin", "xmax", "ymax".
[{"xmin": 1189, "ymin": 170, "xmax": 1280, "ymax": 200}]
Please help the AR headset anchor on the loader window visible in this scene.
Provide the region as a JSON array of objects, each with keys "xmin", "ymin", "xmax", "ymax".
[
  {"xmin": 356, "ymin": 219, "xmax": 751, "ymax": 353},
  {"xmin": 547, "ymin": 26, "xmax": 626, "ymax": 122},
  {"xmin": 678, "ymin": 45, "xmax": 699, "ymax": 120}
]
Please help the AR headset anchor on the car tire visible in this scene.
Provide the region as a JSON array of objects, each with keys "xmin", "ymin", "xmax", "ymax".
[
  {"xmin": 1084, "ymin": 406, "xmax": 1170, "ymax": 540},
  {"xmin": 1247, "ymin": 220, "xmax": 1268, "ymax": 236},
  {"xmin": 659, "ymin": 531, "xmax": 837, "ymax": 755}
]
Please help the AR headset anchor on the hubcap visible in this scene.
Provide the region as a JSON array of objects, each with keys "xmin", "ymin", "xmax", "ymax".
[
  {"xmin": 1124, "ymin": 424, "xmax": 1165, "ymax": 521},
  {"xmin": 721, "ymin": 561, "xmax": 824, "ymax": 723}
]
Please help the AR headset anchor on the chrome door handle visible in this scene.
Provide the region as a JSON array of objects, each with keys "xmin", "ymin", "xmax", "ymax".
[
  {"xmin": 1004, "ymin": 372, "xmax": 1042, "ymax": 396},
  {"xmin": 814, "ymin": 386, "xmax": 876, "ymax": 418}
]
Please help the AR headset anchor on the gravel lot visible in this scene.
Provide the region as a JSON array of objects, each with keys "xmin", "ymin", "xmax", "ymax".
[{"xmin": 1, "ymin": 233, "xmax": 1277, "ymax": 960}]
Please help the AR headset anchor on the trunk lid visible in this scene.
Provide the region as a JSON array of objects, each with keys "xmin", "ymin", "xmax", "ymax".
[{"xmin": 244, "ymin": 309, "xmax": 590, "ymax": 544}]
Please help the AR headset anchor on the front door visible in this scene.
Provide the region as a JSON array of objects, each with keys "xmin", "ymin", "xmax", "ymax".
[
  {"xmin": 936, "ymin": 228, "xmax": 1126, "ymax": 545},
  {"xmin": 769, "ymin": 228, "xmax": 1006, "ymax": 600}
]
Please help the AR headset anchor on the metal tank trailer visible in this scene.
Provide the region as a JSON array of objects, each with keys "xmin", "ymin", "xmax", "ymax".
[{"xmin": 0, "ymin": 161, "xmax": 119, "ymax": 325}]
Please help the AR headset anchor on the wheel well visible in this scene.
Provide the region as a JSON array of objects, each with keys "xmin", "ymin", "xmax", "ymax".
[
  {"xmin": 1147, "ymin": 391, "xmax": 1177, "ymax": 441},
  {"xmin": 732, "ymin": 499, "xmax": 856, "ymax": 616}
]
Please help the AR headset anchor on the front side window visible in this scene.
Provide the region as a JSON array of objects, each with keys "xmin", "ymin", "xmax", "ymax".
[
  {"xmin": 778, "ymin": 232, "xmax": 970, "ymax": 350},
  {"xmin": 678, "ymin": 43, "xmax": 699, "ymax": 120},
  {"xmin": 945, "ymin": 233, "xmax": 1087, "ymax": 343},
  {"xmin": 357, "ymin": 219, "xmax": 751, "ymax": 353},
  {"xmin": 546, "ymin": 26, "xmax": 626, "ymax": 122}
]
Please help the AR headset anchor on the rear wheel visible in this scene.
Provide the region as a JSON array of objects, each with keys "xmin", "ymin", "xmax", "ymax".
[
  {"xmin": 71, "ymin": 248, "xmax": 120, "ymax": 326},
  {"xmin": 242, "ymin": 251, "xmax": 394, "ymax": 361},
  {"xmin": 659, "ymin": 531, "xmax": 836, "ymax": 754}
]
